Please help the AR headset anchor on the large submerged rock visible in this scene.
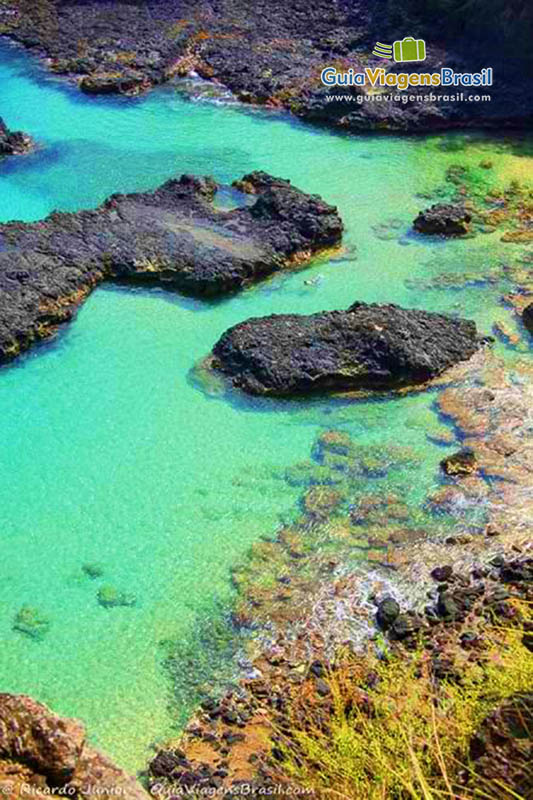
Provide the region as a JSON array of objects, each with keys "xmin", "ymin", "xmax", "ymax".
[
  {"xmin": 0, "ymin": 694, "xmax": 149, "ymax": 799},
  {"xmin": 0, "ymin": 172, "xmax": 342, "ymax": 363},
  {"xmin": 210, "ymin": 301, "xmax": 483, "ymax": 396}
]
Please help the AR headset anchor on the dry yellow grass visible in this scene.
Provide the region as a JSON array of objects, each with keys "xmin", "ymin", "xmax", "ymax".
[{"xmin": 275, "ymin": 609, "xmax": 533, "ymax": 800}]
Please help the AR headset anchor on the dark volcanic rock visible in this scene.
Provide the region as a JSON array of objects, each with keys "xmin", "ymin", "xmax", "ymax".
[
  {"xmin": 0, "ymin": 117, "xmax": 34, "ymax": 156},
  {"xmin": 210, "ymin": 301, "xmax": 482, "ymax": 396},
  {"xmin": 414, "ymin": 204, "xmax": 472, "ymax": 236},
  {"xmin": 522, "ymin": 302, "xmax": 533, "ymax": 335},
  {"xmin": 376, "ymin": 597, "xmax": 400, "ymax": 630},
  {"xmin": 3, "ymin": 2, "xmax": 531, "ymax": 133},
  {"xmin": 430, "ymin": 565, "xmax": 453, "ymax": 582},
  {"xmin": 0, "ymin": 172, "xmax": 342, "ymax": 364},
  {"xmin": 389, "ymin": 613, "xmax": 423, "ymax": 641}
]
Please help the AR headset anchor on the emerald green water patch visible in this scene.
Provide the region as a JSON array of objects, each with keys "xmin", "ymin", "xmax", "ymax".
[{"xmin": 0, "ymin": 41, "xmax": 532, "ymax": 772}]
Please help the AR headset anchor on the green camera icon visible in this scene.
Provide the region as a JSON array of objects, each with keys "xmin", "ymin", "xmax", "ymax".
[{"xmin": 393, "ymin": 37, "xmax": 426, "ymax": 62}]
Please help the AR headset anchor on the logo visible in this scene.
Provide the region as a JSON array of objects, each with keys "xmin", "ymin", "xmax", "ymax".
[
  {"xmin": 321, "ymin": 37, "xmax": 493, "ymax": 90},
  {"xmin": 372, "ymin": 36, "xmax": 426, "ymax": 62},
  {"xmin": 372, "ymin": 42, "xmax": 393, "ymax": 59}
]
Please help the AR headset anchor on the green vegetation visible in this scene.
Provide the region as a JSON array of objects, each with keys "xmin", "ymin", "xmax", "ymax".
[{"xmin": 274, "ymin": 611, "xmax": 533, "ymax": 799}]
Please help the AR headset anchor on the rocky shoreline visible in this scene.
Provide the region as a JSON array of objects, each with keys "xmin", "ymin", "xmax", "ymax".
[
  {"xmin": 1, "ymin": 1, "xmax": 532, "ymax": 132},
  {"xmin": 147, "ymin": 350, "xmax": 533, "ymax": 797},
  {"xmin": 149, "ymin": 553, "xmax": 532, "ymax": 797},
  {"xmin": 147, "ymin": 157, "xmax": 533, "ymax": 796},
  {"xmin": 0, "ymin": 10, "xmax": 531, "ymax": 796},
  {"xmin": 0, "ymin": 170, "xmax": 342, "ymax": 364}
]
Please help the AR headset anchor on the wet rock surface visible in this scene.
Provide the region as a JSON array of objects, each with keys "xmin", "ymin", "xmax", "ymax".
[
  {"xmin": 413, "ymin": 203, "xmax": 472, "ymax": 236},
  {"xmin": 211, "ymin": 301, "xmax": 483, "ymax": 396},
  {"xmin": 2, "ymin": 2, "xmax": 531, "ymax": 132},
  {"xmin": 0, "ymin": 171, "xmax": 342, "ymax": 364},
  {"xmin": 0, "ymin": 117, "xmax": 34, "ymax": 156},
  {"xmin": 0, "ymin": 694, "xmax": 150, "ymax": 799}
]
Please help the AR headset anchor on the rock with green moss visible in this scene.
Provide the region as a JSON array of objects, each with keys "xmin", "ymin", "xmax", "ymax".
[
  {"xmin": 97, "ymin": 585, "xmax": 137, "ymax": 609},
  {"xmin": 13, "ymin": 606, "xmax": 51, "ymax": 640}
]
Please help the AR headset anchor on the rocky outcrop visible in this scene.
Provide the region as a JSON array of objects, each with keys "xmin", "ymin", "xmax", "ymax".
[
  {"xmin": 0, "ymin": 117, "xmax": 34, "ymax": 156},
  {"xmin": 0, "ymin": 171, "xmax": 342, "ymax": 364},
  {"xmin": 2, "ymin": 2, "xmax": 531, "ymax": 132},
  {"xmin": 79, "ymin": 72, "xmax": 150, "ymax": 96},
  {"xmin": 210, "ymin": 301, "xmax": 483, "ymax": 396},
  {"xmin": 413, "ymin": 203, "xmax": 472, "ymax": 236},
  {"xmin": 0, "ymin": 694, "xmax": 150, "ymax": 799}
]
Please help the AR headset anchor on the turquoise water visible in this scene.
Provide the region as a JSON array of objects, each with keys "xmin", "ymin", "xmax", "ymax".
[{"xmin": 0, "ymin": 42, "xmax": 531, "ymax": 771}]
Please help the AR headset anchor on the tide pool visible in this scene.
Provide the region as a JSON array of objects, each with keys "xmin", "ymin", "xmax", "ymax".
[{"xmin": 0, "ymin": 41, "xmax": 531, "ymax": 771}]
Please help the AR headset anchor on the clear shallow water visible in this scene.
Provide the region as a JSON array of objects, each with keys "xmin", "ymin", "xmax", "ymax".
[{"xmin": 0, "ymin": 41, "xmax": 531, "ymax": 771}]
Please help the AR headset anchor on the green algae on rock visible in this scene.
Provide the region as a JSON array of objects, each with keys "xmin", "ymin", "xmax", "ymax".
[
  {"xmin": 12, "ymin": 605, "xmax": 50, "ymax": 640},
  {"xmin": 97, "ymin": 586, "xmax": 137, "ymax": 609}
]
